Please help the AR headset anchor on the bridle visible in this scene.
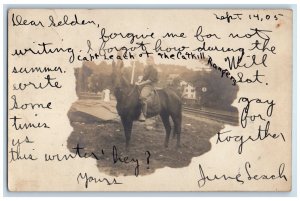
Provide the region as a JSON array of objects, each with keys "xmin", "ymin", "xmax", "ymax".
[{"xmin": 117, "ymin": 74, "xmax": 140, "ymax": 97}]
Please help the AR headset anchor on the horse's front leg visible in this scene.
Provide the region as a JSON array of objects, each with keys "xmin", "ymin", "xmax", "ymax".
[{"xmin": 121, "ymin": 116, "xmax": 133, "ymax": 149}]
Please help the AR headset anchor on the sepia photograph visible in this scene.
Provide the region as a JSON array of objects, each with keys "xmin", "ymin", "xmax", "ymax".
[{"xmin": 68, "ymin": 54, "xmax": 239, "ymax": 176}]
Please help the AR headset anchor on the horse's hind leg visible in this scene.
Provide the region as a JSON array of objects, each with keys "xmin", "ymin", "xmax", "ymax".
[
  {"xmin": 160, "ymin": 112, "xmax": 171, "ymax": 148},
  {"xmin": 171, "ymin": 113, "xmax": 182, "ymax": 148},
  {"xmin": 172, "ymin": 119, "xmax": 176, "ymax": 139}
]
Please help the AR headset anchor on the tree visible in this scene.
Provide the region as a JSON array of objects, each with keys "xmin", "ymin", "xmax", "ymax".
[{"xmin": 200, "ymin": 68, "xmax": 239, "ymax": 111}]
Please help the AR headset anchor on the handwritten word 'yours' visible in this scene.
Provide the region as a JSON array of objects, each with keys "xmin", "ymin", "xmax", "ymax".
[{"xmin": 77, "ymin": 172, "xmax": 122, "ymax": 188}]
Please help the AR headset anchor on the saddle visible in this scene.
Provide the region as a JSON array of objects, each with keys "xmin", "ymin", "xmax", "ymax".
[{"xmin": 140, "ymin": 85, "xmax": 161, "ymax": 117}]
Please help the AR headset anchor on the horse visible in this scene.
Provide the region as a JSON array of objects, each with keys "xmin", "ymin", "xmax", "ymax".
[{"xmin": 111, "ymin": 60, "xmax": 182, "ymax": 149}]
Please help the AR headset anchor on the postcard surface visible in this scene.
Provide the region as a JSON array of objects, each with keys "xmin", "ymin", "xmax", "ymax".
[{"xmin": 7, "ymin": 9, "xmax": 292, "ymax": 191}]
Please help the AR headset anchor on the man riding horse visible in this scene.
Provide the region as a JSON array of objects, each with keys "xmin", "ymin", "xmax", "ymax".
[
  {"xmin": 112, "ymin": 54, "xmax": 182, "ymax": 148},
  {"xmin": 135, "ymin": 56, "xmax": 158, "ymax": 122}
]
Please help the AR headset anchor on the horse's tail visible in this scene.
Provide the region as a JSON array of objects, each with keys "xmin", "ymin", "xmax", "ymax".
[
  {"xmin": 173, "ymin": 104, "xmax": 182, "ymax": 135},
  {"xmin": 163, "ymin": 88, "xmax": 182, "ymax": 141}
]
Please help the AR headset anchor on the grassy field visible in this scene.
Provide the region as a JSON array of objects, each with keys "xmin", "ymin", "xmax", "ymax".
[{"xmin": 67, "ymin": 114, "xmax": 224, "ymax": 177}]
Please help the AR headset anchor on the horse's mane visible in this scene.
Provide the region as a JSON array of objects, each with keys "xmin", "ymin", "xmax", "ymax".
[{"xmin": 120, "ymin": 67, "xmax": 134, "ymax": 87}]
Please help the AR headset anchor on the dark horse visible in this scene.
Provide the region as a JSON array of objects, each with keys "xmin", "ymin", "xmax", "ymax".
[{"xmin": 111, "ymin": 60, "xmax": 182, "ymax": 149}]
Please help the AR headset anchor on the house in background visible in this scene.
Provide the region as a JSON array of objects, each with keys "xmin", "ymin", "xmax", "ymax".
[{"xmin": 179, "ymin": 80, "xmax": 197, "ymax": 104}]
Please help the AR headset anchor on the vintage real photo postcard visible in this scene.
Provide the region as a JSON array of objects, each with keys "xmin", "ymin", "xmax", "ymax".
[{"xmin": 7, "ymin": 9, "xmax": 292, "ymax": 191}]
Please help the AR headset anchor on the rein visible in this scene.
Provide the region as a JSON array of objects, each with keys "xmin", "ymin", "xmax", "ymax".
[
  {"xmin": 121, "ymin": 75, "xmax": 140, "ymax": 97},
  {"xmin": 127, "ymin": 84, "xmax": 140, "ymax": 97}
]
